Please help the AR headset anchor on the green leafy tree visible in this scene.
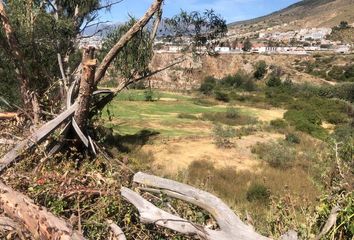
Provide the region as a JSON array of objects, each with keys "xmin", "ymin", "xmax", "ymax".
[
  {"xmin": 242, "ymin": 38, "xmax": 252, "ymax": 52},
  {"xmin": 254, "ymin": 60, "xmax": 267, "ymax": 80},
  {"xmin": 100, "ymin": 18, "xmax": 153, "ymax": 85},
  {"xmin": 165, "ymin": 9, "xmax": 227, "ymax": 53}
]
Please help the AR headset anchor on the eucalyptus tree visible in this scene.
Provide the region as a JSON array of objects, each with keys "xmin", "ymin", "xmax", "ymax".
[
  {"xmin": 0, "ymin": 0, "xmax": 121, "ymax": 123},
  {"xmin": 165, "ymin": 9, "xmax": 227, "ymax": 53}
]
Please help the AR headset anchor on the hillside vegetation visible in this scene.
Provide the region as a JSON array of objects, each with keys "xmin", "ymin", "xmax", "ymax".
[{"xmin": 229, "ymin": 0, "xmax": 354, "ymax": 33}]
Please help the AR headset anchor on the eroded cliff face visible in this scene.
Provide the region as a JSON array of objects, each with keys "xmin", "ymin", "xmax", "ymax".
[{"xmin": 148, "ymin": 52, "xmax": 325, "ymax": 90}]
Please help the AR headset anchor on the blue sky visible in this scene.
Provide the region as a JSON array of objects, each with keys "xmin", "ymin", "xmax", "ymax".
[{"xmin": 100, "ymin": 0, "xmax": 300, "ymax": 23}]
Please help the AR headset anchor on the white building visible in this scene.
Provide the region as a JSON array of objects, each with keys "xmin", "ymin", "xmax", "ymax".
[{"xmin": 214, "ymin": 47, "xmax": 231, "ymax": 53}]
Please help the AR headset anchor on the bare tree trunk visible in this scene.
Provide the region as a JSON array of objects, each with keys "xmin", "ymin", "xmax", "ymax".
[
  {"xmin": 74, "ymin": 47, "xmax": 97, "ymax": 129},
  {"xmin": 0, "ymin": 1, "xmax": 40, "ymax": 123},
  {"xmin": 0, "ymin": 181, "xmax": 85, "ymax": 240},
  {"xmin": 94, "ymin": 0, "xmax": 164, "ymax": 85}
]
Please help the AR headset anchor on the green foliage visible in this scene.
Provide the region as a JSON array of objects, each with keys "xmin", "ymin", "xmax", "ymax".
[
  {"xmin": 314, "ymin": 192, "xmax": 354, "ymax": 239},
  {"xmin": 193, "ymin": 98, "xmax": 217, "ymax": 107},
  {"xmin": 100, "ymin": 18, "xmax": 152, "ymax": 81},
  {"xmin": 0, "ymin": 53, "xmax": 21, "ymax": 110},
  {"xmin": 270, "ymin": 119, "xmax": 288, "ymax": 129},
  {"xmin": 214, "ymin": 89, "xmax": 230, "ymax": 102},
  {"xmin": 166, "ymin": 9, "xmax": 227, "ymax": 52},
  {"xmin": 143, "ymin": 89, "xmax": 161, "ymax": 102},
  {"xmin": 266, "ymin": 75, "xmax": 282, "ymax": 87},
  {"xmin": 212, "ymin": 124, "xmax": 236, "ymax": 148},
  {"xmin": 252, "ymin": 141, "xmax": 296, "ymax": 169},
  {"xmin": 246, "ymin": 183, "xmax": 271, "ymax": 203},
  {"xmin": 199, "ymin": 76, "xmax": 217, "ymax": 95},
  {"xmin": 284, "ymin": 109, "xmax": 327, "ymax": 139},
  {"xmin": 226, "ymin": 107, "xmax": 239, "ymax": 118},
  {"xmin": 254, "ymin": 60, "xmax": 268, "ymax": 80},
  {"xmin": 285, "ymin": 133, "xmax": 301, "ymax": 144},
  {"xmin": 242, "ymin": 38, "xmax": 252, "ymax": 52},
  {"xmin": 202, "ymin": 110, "xmax": 258, "ymax": 126},
  {"xmin": 177, "ymin": 113, "xmax": 198, "ymax": 120}
]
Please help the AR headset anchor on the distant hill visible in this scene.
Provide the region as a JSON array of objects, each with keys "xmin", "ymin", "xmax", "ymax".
[{"xmin": 229, "ymin": 0, "xmax": 354, "ymax": 34}]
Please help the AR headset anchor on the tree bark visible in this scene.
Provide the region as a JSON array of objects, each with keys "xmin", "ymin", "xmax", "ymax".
[
  {"xmin": 74, "ymin": 47, "xmax": 97, "ymax": 129},
  {"xmin": 94, "ymin": 0, "xmax": 164, "ymax": 85},
  {"xmin": 0, "ymin": 181, "xmax": 85, "ymax": 240},
  {"xmin": 0, "ymin": 1, "xmax": 40, "ymax": 123},
  {"xmin": 122, "ymin": 172, "xmax": 270, "ymax": 240}
]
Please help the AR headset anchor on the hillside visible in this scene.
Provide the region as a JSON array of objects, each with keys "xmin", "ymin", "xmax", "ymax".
[{"xmin": 229, "ymin": 0, "xmax": 354, "ymax": 34}]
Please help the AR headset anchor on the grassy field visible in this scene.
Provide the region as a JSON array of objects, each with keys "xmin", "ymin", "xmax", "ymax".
[
  {"xmin": 102, "ymin": 90, "xmax": 284, "ymax": 137},
  {"xmin": 100, "ymin": 89, "xmax": 331, "ymax": 236}
]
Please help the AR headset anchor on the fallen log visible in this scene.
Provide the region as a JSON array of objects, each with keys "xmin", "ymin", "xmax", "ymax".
[
  {"xmin": 106, "ymin": 220, "xmax": 127, "ymax": 240},
  {"xmin": 0, "ymin": 112, "xmax": 17, "ymax": 120},
  {"xmin": 0, "ymin": 139, "xmax": 15, "ymax": 145},
  {"xmin": 0, "ymin": 181, "xmax": 85, "ymax": 240},
  {"xmin": 122, "ymin": 172, "xmax": 270, "ymax": 240},
  {"xmin": 0, "ymin": 102, "xmax": 78, "ymax": 172}
]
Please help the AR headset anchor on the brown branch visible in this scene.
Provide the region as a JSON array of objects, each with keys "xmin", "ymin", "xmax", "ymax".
[
  {"xmin": 123, "ymin": 172, "xmax": 270, "ymax": 240},
  {"xmin": 150, "ymin": 5, "xmax": 163, "ymax": 41},
  {"xmin": 94, "ymin": 0, "xmax": 164, "ymax": 85},
  {"xmin": 0, "ymin": 181, "xmax": 85, "ymax": 240},
  {"xmin": 0, "ymin": 1, "xmax": 30, "ymax": 103}
]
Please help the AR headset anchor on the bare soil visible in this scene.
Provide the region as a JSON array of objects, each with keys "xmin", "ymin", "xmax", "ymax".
[{"xmin": 142, "ymin": 132, "xmax": 283, "ymax": 175}]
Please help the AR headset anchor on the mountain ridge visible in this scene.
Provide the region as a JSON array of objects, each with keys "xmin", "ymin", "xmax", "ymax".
[{"xmin": 228, "ymin": 0, "xmax": 354, "ymax": 33}]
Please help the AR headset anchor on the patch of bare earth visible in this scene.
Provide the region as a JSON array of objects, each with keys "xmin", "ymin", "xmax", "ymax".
[{"xmin": 142, "ymin": 132, "xmax": 283, "ymax": 175}]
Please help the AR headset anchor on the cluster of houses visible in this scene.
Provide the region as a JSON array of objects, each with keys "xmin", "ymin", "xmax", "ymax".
[
  {"xmin": 157, "ymin": 27, "xmax": 352, "ymax": 55},
  {"xmin": 78, "ymin": 26, "xmax": 352, "ymax": 55},
  {"xmin": 259, "ymin": 28, "xmax": 332, "ymax": 42}
]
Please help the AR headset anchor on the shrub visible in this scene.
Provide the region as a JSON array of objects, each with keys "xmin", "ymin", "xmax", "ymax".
[
  {"xmin": 254, "ymin": 60, "xmax": 267, "ymax": 80},
  {"xmin": 270, "ymin": 119, "xmax": 288, "ymax": 129},
  {"xmin": 284, "ymin": 109, "xmax": 327, "ymax": 138},
  {"xmin": 202, "ymin": 111, "xmax": 258, "ymax": 126},
  {"xmin": 246, "ymin": 183, "xmax": 270, "ymax": 202},
  {"xmin": 142, "ymin": 89, "xmax": 161, "ymax": 101},
  {"xmin": 226, "ymin": 107, "xmax": 239, "ymax": 119},
  {"xmin": 212, "ymin": 124, "xmax": 236, "ymax": 148},
  {"xmin": 285, "ymin": 133, "xmax": 301, "ymax": 144},
  {"xmin": 252, "ymin": 141, "xmax": 296, "ymax": 169},
  {"xmin": 200, "ymin": 76, "xmax": 217, "ymax": 95},
  {"xmin": 143, "ymin": 89, "xmax": 155, "ymax": 101},
  {"xmin": 193, "ymin": 98, "xmax": 217, "ymax": 107},
  {"xmin": 266, "ymin": 75, "xmax": 282, "ymax": 87},
  {"xmin": 243, "ymin": 78, "xmax": 256, "ymax": 91},
  {"xmin": 214, "ymin": 90, "xmax": 230, "ymax": 102},
  {"xmin": 178, "ymin": 113, "xmax": 198, "ymax": 120}
]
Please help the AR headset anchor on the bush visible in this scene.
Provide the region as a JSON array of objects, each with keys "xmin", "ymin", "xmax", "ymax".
[
  {"xmin": 214, "ymin": 90, "xmax": 230, "ymax": 102},
  {"xmin": 143, "ymin": 89, "xmax": 160, "ymax": 101},
  {"xmin": 252, "ymin": 141, "xmax": 296, "ymax": 169},
  {"xmin": 202, "ymin": 111, "xmax": 258, "ymax": 126},
  {"xmin": 243, "ymin": 78, "xmax": 256, "ymax": 91},
  {"xmin": 270, "ymin": 119, "xmax": 288, "ymax": 129},
  {"xmin": 254, "ymin": 60, "xmax": 267, "ymax": 80},
  {"xmin": 266, "ymin": 75, "xmax": 282, "ymax": 87},
  {"xmin": 178, "ymin": 113, "xmax": 198, "ymax": 120},
  {"xmin": 193, "ymin": 98, "xmax": 217, "ymax": 107},
  {"xmin": 212, "ymin": 124, "xmax": 236, "ymax": 148},
  {"xmin": 226, "ymin": 107, "xmax": 239, "ymax": 119},
  {"xmin": 285, "ymin": 133, "xmax": 301, "ymax": 144},
  {"xmin": 284, "ymin": 109, "xmax": 327, "ymax": 138},
  {"xmin": 246, "ymin": 183, "xmax": 270, "ymax": 202},
  {"xmin": 200, "ymin": 76, "xmax": 217, "ymax": 95}
]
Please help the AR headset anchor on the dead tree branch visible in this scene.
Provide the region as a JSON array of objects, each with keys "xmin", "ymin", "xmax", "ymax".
[
  {"xmin": 122, "ymin": 172, "xmax": 270, "ymax": 240},
  {"xmin": 0, "ymin": 181, "xmax": 85, "ymax": 240},
  {"xmin": 94, "ymin": 0, "xmax": 164, "ymax": 85}
]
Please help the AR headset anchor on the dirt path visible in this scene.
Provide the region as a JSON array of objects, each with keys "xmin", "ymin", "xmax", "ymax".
[{"xmin": 142, "ymin": 132, "xmax": 283, "ymax": 175}]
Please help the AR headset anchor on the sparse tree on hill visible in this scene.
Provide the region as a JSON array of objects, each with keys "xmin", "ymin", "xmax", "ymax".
[{"xmin": 242, "ymin": 38, "xmax": 252, "ymax": 52}]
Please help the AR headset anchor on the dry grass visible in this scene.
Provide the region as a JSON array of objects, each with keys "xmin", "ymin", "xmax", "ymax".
[{"xmin": 176, "ymin": 160, "xmax": 320, "ymax": 236}]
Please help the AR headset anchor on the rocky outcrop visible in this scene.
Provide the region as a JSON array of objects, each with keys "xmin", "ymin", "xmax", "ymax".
[{"xmin": 148, "ymin": 52, "xmax": 327, "ymax": 90}]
